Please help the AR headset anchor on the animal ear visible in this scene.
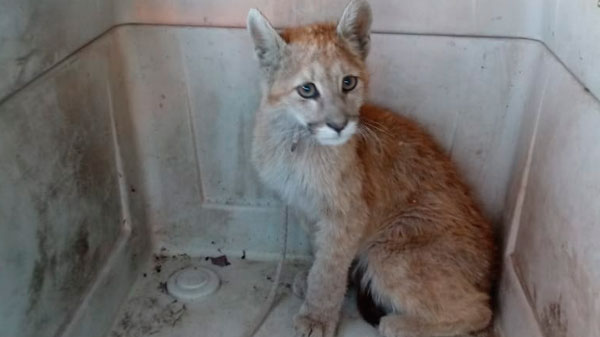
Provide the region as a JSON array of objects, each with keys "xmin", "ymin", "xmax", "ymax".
[
  {"xmin": 247, "ymin": 8, "xmax": 286, "ymax": 71},
  {"xmin": 337, "ymin": 0, "xmax": 372, "ymax": 59}
]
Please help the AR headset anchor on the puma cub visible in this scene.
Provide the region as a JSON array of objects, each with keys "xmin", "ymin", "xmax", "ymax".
[{"xmin": 247, "ymin": 1, "xmax": 495, "ymax": 336}]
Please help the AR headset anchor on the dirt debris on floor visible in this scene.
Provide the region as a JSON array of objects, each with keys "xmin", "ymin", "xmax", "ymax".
[
  {"xmin": 209, "ymin": 255, "xmax": 231, "ymax": 267},
  {"xmin": 157, "ymin": 281, "xmax": 168, "ymax": 294},
  {"xmin": 152, "ymin": 249, "xmax": 192, "ymax": 275},
  {"xmin": 110, "ymin": 297, "xmax": 186, "ymax": 337}
]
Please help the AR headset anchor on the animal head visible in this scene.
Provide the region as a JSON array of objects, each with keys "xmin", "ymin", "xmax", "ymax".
[{"xmin": 247, "ymin": 0, "xmax": 372, "ymax": 146}]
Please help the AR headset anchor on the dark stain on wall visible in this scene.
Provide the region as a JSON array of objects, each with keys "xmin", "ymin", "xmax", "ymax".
[
  {"xmin": 27, "ymin": 228, "xmax": 49, "ymax": 315},
  {"xmin": 61, "ymin": 224, "xmax": 102, "ymax": 296},
  {"xmin": 2, "ymin": 56, "xmax": 123, "ymax": 337},
  {"xmin": 540, "ymin": 301, "xmax": 568, "ymax": 337},
  {"xmin": 26, "ymin": 195, "xmax": 55, "ymax": 316}
]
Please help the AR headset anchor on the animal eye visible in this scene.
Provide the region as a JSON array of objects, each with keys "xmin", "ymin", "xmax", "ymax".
[
  {"xmin": 296, "ymin": 83, "xmax": 319, "ymax": 99},
  {"xmin": 342, "ymin": 76, "xmax": 358, "ymax": 92}
]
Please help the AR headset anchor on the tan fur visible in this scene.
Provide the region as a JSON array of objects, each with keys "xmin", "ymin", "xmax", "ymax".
[{"xmin": 247, "ymin": 2, "xmax": 496, "ymax": 336}]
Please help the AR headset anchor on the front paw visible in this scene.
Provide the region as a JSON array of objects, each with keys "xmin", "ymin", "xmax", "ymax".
[{"xmin": 293, "ymin": 314, "xmax": 336, "ymax": 337}]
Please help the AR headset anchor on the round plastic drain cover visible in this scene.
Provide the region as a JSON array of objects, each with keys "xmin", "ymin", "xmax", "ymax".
[{"xmin": 167, "ymin": 266, "xmax": 219, "ymax": 301}]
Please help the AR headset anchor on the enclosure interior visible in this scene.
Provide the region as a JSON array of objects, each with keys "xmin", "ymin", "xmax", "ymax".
[{"xmin": 1, "ymin": 1, "xmax": 599, "ymax": 337}]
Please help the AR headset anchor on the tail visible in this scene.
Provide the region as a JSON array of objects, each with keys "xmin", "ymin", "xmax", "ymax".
[{"xmin": 352, "ymin": 263, "xmax": 387, "ymax": 326}]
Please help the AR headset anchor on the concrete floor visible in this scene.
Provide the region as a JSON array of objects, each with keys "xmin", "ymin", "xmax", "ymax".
[{"xmin": 107, "ymin": 253, "xmax": 379, "ymax": 337}]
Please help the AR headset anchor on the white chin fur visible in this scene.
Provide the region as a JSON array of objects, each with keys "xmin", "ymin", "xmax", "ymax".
[{"xmin": 314, "ymin": 121, "xmax": 357, "ymax": 146}]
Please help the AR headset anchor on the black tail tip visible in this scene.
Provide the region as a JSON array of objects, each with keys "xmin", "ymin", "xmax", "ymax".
[
  {"xmin": 356, "ymin": 284, "xmax": 386, "ymax": 326},
  {"xmin": 352, "ymin": 265, "xmax": 387, "ymax": 327}
]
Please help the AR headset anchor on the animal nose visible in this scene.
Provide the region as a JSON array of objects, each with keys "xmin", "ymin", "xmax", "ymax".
[{"xmin": 326, "ymin": 120, "xmax": 348, "ymax": 133}]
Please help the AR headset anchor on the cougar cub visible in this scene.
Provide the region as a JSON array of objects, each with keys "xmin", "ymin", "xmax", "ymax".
[{"xmin": 247, "ymin": 1, "xmax": 495, "ymax": 336}]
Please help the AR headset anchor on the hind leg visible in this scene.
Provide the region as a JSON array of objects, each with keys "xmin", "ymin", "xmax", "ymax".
[
  {"xmin": 362, "ymin": 243, "xmax": 492, "ymax": 337},
  {"xmin": 378, "ymin": 301, "xmax": 491, "ymax": 337},
  {"xmin": 294, "ymin": 261, "xmax": 357, "ymax": 300}
]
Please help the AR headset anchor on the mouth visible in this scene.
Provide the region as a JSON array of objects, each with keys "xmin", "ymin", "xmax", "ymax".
[
  {"xmin": 312, "ymin": 120, "xmax": 357, "ymax": 146},
  {"xmin": 316, "ymin": 136, "xmax": 352, "ymax": 146}
]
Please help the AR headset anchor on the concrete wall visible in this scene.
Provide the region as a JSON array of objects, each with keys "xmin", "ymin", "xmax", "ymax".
[
  {"xmin": 0, "ymin": 31, "xmax": 149, "ymax": 337},
  {"xmin": 2, "ymin": 0, "xmax": 599, "ymax": 103},
  {"xmin": 497, "ymin": 48, "xmax": 600, "ymax": 337},
  {"xmin": 0, "ymin": 0, "xmax": 115, "ymax": 100}
]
